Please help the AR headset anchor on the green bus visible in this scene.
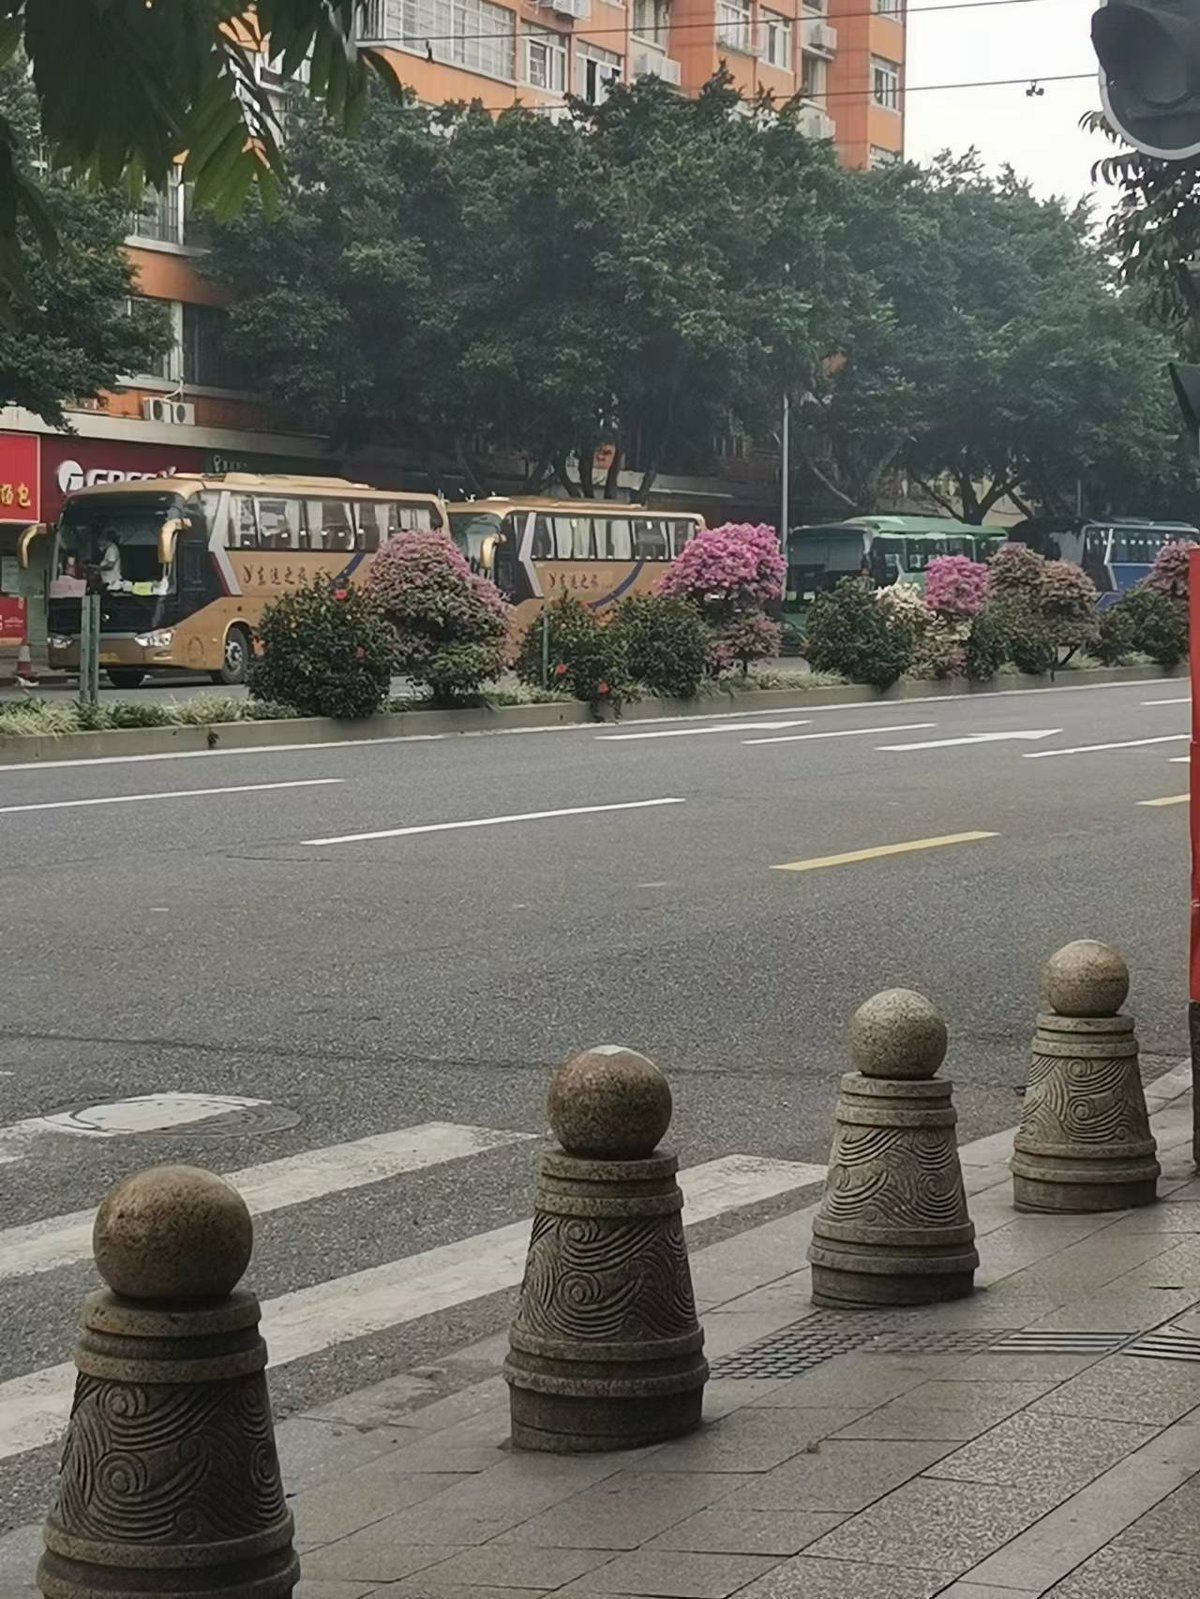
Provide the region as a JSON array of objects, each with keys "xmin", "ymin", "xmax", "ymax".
[{"xmin": 785, "ymin": 516, "xmax": 1005, "ymax": 607}]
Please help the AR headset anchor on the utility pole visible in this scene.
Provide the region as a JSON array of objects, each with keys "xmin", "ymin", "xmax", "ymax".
[{"xmin": 780, "ymin": 391, "xmax": 790, "ymax": 562}]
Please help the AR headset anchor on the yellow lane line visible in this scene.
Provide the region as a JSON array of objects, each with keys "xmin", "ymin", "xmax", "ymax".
[
  {"xmin": 772, "ymin": 831, "xmax": 998, "ymax": 874},
  {"xmin": 1138, "ymin": 794, "xmax": 1190, "ymax": 808}
]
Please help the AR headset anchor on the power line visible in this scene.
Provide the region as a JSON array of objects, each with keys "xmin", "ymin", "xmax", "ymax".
[{"xmin": 358, "ymin": 0, "xmax": 1067, "ymax": 52}]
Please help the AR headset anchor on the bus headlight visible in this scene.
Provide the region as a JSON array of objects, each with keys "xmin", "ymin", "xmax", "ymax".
[
  {"xmin": 48, "ymin": 635, "xmax": 70, "ymax": 650},
  {"xmin": 134, "ymin": 629, "xmax": 174, "ymax": 649}
]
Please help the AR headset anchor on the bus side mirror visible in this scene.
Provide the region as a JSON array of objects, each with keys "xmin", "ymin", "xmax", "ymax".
[
  {"xmin": 16, "ymin": 523, "xmax": 43, "ymax": 568},
  {"xmin": 479, "ymin": 532, "xmax": 498, "ymax": 574},
  {"xmin": 158, "ymin": 518, "xmax": 184, "ymax": 566}
]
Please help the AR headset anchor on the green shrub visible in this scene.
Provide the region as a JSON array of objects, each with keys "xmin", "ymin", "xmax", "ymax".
[
  {"xmin": 803, "ymin": 577, "xmax": 915, "ymax": 690},
  {"xmin": 103, "ymin": 701, "xmax": 173, "ymax": 728},
  {"xmin": 0, "ymin": 698, "xmax": 82, "ymax": 737},
  {"xmin": 1118, "ymin": 586, "xmax": 1189, "ymax": 670},
  {"xmin": 615, "ymin": 594, "xmax": 713, "ymax": 699},
  {"xmin": 963, "ymin": 607, "xmax": 1010, "ymax": 681},
  {"xmin": 365, "ymin": 530, "xmax": 510, "ymax": 704},
  {"xmin": 1093, "ymin": 605, "xmax": 1136, "ymax": 666},
  {"xmin": 516, "ymin": 596, "xmax": 630, "ymax": 709},
  {"xmin": 248, "ymin": 577, "xmax": 396, "ymax": 719},
  {"xmin": 712, "ymin": 609, "xmax": 782, "ymax": 676}
]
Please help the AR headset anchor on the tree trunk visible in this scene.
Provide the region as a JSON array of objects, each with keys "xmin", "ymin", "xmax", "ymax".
[
  {"xmin": 578, "ymin": 449, "xmax": 595, "ymax": 499},
  {"xmin": 454, "ymin": 435, "xmax": 484, "ymax": 498},
  {"xmin": 604, "ymin": 445, "xmax": 623, "ymax": 500},
  {"xmin": 638, "ymin": 460, "xmax": 660, "ymax": 502}
]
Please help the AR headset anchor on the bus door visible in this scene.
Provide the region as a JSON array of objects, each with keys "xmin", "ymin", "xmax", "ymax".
[
  {"xmin": 495, "ymin": 513, "xmax": 535, "ymax": 602},
  {"xmin": 1081, "ymin": 526, "xmax": 1114, "ymax": 600}
]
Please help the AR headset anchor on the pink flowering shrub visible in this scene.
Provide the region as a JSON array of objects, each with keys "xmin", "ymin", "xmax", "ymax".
[
  {"xmin": 657, "ymin": 522, "xmax": 785, "ymax": 615},
  {"xmin": 712, "ymin": 609, "xmax": 782, "ymax": 675},
  {"xmin": 924, "ymin": 555, "xmax": 988, "ymax": 620},
  {"xmin": 365, "ymin": 530, "xmax": 511, "ymax": 703},
  {"xmin": 988, "ymin": 541, "xmax": 1047, "ymax": 599},
  {"xmin": 1144, "ymin": 540, "xmax": 1193, "ymax": 601}
]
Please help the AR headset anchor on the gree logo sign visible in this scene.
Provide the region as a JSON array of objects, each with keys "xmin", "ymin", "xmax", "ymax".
[{"xmin": 55, "ymin": 460, "xmax": 178, "ymax": 494}]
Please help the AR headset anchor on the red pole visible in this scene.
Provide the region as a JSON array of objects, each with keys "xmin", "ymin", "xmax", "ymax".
[{"xmin": 1189, "ymin": 547, "xmax": 1200, "ymax": 1163}]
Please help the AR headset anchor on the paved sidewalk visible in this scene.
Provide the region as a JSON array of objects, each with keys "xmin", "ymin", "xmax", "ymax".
[{"xmin": 5, "ymin": 1065, "xmax": 1200, "ymax": 1599}]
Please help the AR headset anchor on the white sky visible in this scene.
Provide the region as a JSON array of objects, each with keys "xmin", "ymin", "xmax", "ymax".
[{"xmin": 904, "ymin": 0, "xmax": 1114, "ymax": 213}]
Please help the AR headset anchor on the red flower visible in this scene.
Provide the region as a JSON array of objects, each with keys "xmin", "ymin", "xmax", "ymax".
[
  {"xmin": 597, "ymin": 680, "xmax": 610, "ymax": 696},
  {"xmin": 354, "ymin": 645, "xmax": 365, "ymax": 659},
  {"xmin": 554, "ymin": 662, "xmax": 567, "ymax": 678},
  {"xmin": 333, "ymin": 588, "xmax": 349, "ymax": 601}
]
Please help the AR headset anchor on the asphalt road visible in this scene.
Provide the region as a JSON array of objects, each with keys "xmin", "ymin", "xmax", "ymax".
[{"xmin": 0, "ymin": 674, "xmax": 1193, "ymax": 1528}]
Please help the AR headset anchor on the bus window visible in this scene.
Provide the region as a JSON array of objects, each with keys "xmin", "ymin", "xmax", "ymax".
[
  {"xmin": 259, "ymin": 498, "xmax": 304, "ymax": 551},
  {"xmin": 306, "ymin": 500, "xmax": 353, "ymax": 553},
  {"xmin": 602, "ymin": 519, "xmax": 632, "ymax": 559},
  {"xmin": 532, "ymin": 515, "xmax": 554, "ymax": 559},
  {"xmin": 355, "ymin": 502, "xmax": 385, "ymax": 552},
  {"xmin": 231, "ymin": 495, "xmax": 258, "ymax": 549},
  {"xmin": 387, "ymin": 502, "xmax": 434, "ymax": 534},
  {"xmin": 633, "ymin": 519, "xmax": 668, "ymax": 560},
  {"xmin": 904, "ymin": 538, "xmax": 947, "ymax": 572},
  {"xmin": 670, "ymin": 521, "xmax": 696, "ymax": 557},
  {"xmin": 552, "ymin": 515, "xmax": 595, "ymax": 559}
]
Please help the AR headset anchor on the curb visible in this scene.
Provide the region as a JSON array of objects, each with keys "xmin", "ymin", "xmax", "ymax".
[{"xmin": 0, "ymin": 664, "xmax": 1181, "ymax": 766}]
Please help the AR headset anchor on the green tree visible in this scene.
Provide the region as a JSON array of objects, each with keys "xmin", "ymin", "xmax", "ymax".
[{"xmin": 0, "ymin": 61, "xmax": 167, "ymax": 423}]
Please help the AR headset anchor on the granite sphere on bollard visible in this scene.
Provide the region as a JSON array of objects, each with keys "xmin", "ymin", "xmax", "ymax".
[
  {"xmin": 1013, "ymin": 941, "xmax": 1159, "ymax": 1213},
  {"xmin": 39, "ymin": 1165, "xmax": 299, "ymax": 1599},
  {"xmin": 809, "ymin": 990, "xmax": 978, "ymax": 1307},
  {"xmin": 505, "ymin": 1046, "xmax": 708, "ymax": 1452}
]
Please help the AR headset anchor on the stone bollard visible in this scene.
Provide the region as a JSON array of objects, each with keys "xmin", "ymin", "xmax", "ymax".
[
  {"xmin": 1012, "ymin": 940, "xmax": 1160, "ymax": 1212},
  {"xmin": 39, "ymin": 1165, "xmax": 299, "ymax": 1599},
  {"xmin": 808, "ymin": 989, "xmax": 978, "ymax": 1308},
  {"xmin": 504, "ymin": 1046, "xmax": 708, "ymax": 1452}
]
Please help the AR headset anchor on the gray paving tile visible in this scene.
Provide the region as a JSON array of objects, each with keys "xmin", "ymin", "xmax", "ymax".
[
  {"xmin": 803, "ymin": 1478, "xmax": 1062, "ymax": 1576},
  {"xmin": 949, "ymin": 1352, "xmax": 1102, "ymax": 1383},
  {"xmin": 554, "ymin": 1549, "xmax": 776, "ymax": 1597},
  {"xmin": 935, "ymin": 1587, "xmax": 1039, "ymax": 1599},
  {"xmin": 645, "ymin": 1506, "xmax": 846, "ymax": 1555},
  {"xmin": 1043, "ymin": 1541, "xmax": 1196, "ymax": 1597},
  {"xmin": 303, "ymin": 1372, "xmax": 443, "ymax": 1426},
  {"xmin": 832, "ymin": 1378, "xmax": 1050, "ymax": 1442},
  {"xmin": 740, "ymin": 1355, "xmax": 949, "ymax": 1411},
  {"xmin": 409, "ymin": 1546, "xmax": 613, "ymax": 1589},
  {"xmin": 299, "ymin": 1538, "xmax": 467, "ymax": 1584},
  {"xmin": 702, "ymin": 1378, "xmax": 788, "ymax": 1419},
  {"xmin": 492, "ymin": 1471, "xmax": 750, "ymax": 1550},
  {"xmin": 379, "ymin": 1587, "xmax": 547, "ymax": 1599},
  {"xmin": 925, "ymin": 1410, "xmax": 1155, "ymax": 1492},
  {"xmin": 276, "ymin": 1417, "xmax": 420, "ymax": 1496},
  {"xmin": 293, "ymin": 1467, "xmax": 469, "ymax": 1551},
  {"xmin": 1106, "ymin": 1204, "xmax": 1200, "ymax": 1234},
  {"xmin": 726, "ymin": 1439, "xmax": 954, "ymax": 1513},
  {"xmin": 296, "ymin": 1583, "xmax": 379, "ymax": 1599},
  {"xmin": 639, "ymin": 1409, "xmax": 844, "ymax": 1473},
  {"xmin": 1121, "ymin": 1474, "xmax": 1200, "ymax": 1553},
  {"xmin": 1036, "ymin": 1354, "xmax": 1200, "ymax": 1426},
  {"xmin": 0, "ymin": 1522, "xmax": 42, "ymax": 1595},
  {"xmin": 735, "ymin": 1555, "xmax": 955, "ymax": 1599}
]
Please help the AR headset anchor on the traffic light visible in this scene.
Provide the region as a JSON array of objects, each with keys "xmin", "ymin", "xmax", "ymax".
[{"xmin": 1091, "ymin": 0, "xmax": 1200, "ymax": 159}]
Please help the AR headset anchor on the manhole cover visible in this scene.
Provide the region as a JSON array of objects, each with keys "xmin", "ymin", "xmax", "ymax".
[{"xmin": 0, "ymin": 1093, "xmax": 298, "ymax": 1162}]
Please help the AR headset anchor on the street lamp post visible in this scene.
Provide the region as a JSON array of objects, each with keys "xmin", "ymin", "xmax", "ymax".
[{"xmin": 780, "ymin": 390, "xmax": 790, "ymax": 562}]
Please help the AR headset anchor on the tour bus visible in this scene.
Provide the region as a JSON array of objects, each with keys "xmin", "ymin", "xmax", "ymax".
[
  {"xmin": 30, "ymin": 473, "xmax": 446, "ymax": 686},
  {"xmin": 1072, "ymin": 520, "xmax": 1200, "ymax": 606},
  {"xmin": 785, "ymin": 515, "xmax": 1004, "ymax": 607},
  {"xmin": 447, "ymin": 497, "xmax": 706, "ymax": 632}
]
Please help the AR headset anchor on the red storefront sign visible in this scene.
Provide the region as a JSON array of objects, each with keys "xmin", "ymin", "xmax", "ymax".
[
  {"xmin": 0, "ymin": 433, "xmax": 40, "ymax": 523},
  {"xmin": 0, "ymin": 596, "xmax": 26, "ymax": 643},
  {"xmin": 39, "ymin": 437, "xmax": 206, "ymax": 523}
]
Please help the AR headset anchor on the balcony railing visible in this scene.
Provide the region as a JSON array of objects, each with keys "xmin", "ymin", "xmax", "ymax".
[
  {"xmin": 128, "ymin": 185, "xmax": 185, "ymax": 246},
  {"xmin": 631, "ymin": 46, "xmax": 682, "ymax": 85}
]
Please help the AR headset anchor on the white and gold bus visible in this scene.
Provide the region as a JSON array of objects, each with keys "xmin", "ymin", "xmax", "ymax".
[
  {"xmin": 447, "ymin": 498, "xmax": 705, "ymax": 632},
  {"xmin": 39, "ymin": 473, "xmax": 445, "ymax": 687}
]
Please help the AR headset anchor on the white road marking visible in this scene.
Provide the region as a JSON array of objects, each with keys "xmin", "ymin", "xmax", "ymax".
[
  {"xmin": 1171, "ymin": 757, "xmax": 1190, "ymax": 764},
  {"xmin": 0, "ymin": 677, "xmax": 1178, "ymax": 772},
  {"xmin": 0, "ymin": 1093, "xmax": 268, "ymax": 1167},
  {"xmin": 744, "ymin": 721, "xmax": 936, "ymax": 747},
  {"xmin": 0, "ymin": 779, "xmax": 343, "ymax": 815},
  {"xmin": 1025, "ymin": 733, "xmax": 1189, "ymax": 760},
  {"xmin": 1143, "ymin": 698, "xmax": 1190, "ymax": 706},
  {"xmin": 879, "ymin": 730, "xmax": 1061, "ymax": 752},
  {"xmin": 0, "ymin": 1152, "xmax": 827, "ymax": 1461},
  {"xmin": 304, "ymin": 797, "xmax": 685, "ymax": 848},
  {"xmin": 0, "ymin": 1122, "xmax": 535, "ymax": 1282},
  {"xmin": 598, "ymin": 720, "xmax": 813, "ymax": 742},
  {"xmin": 1138, "ymin": 795, "xmax": 1189, "ymax": 808}
]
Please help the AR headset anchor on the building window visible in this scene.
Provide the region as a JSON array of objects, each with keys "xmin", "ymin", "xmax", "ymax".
[
  {"xmin": 874, "ymin": 0, "xmax": 903, "ymax": 14},
  {"xmin": 716, "ymin": 0, "xmax": 753, "ymax": 53},
  {"xmin": 632, "ymin": 0, "xmax": 670, "ymax": 43},
  {"xmin": 869, "ymin": 144, "xmax": 900, "ymax": 168},
  {"xmin": 872, "ymin": 55, "xmax": 901, "ymax": 110},
  {"xmin": 372, "ymin": 0, "xmax": 516, "ymax": 82},
  {"xmin": 129, "ymin": 170, "xmax": 187, "ymax": 246},
  {"xmin": 182, "ymin": 304, "xmax": 243, "ymax": 390},
  {"xmin": 802, "ymin": 0, "xmax": 826, "ymax": 10},
  {"xmin": 761, "ymin": 10, "xmax": 792, "ymax": 69},
  {"xmin": 800, "ymin": 53, "xmax": 827, "ymax": 102},
  {"xmin": 576, "ymin": 42, "xmax": 621, "ymax": 103},
  {"xmin": 524, "ymin": 25, "xmax": 567, "ymax": 91}
]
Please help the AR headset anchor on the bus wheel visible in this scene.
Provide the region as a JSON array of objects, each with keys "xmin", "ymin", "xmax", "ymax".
[
  {"xmin": 106, "ymin": 668, "xmax": 146, "ymax": 689},
  {"xmin": 213, "ymin": 625, "xmax": 251, "ymax": 687}
]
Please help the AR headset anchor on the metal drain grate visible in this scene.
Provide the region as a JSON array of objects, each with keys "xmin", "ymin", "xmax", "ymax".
[
  {"xmin": 987, "ymin": 1330, "xmax": 1131, "ymax": 1357},
  {"xmin": 711, "ymin": 1313, "xmax": 1020, "ymax": 1379},
  {"xmin": 1124, "ymin": 1330, "xmax": 1200, "ymax": 1363}
]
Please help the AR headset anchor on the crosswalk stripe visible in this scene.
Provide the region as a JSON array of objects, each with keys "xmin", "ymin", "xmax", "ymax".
[
  {"xmin": 0, "ymin": 1153, "xmax": 825, "ymax": 1463},
  {"xmin": 0, "ymin": 1122, "xmax": 536, "ymax": 1283}
]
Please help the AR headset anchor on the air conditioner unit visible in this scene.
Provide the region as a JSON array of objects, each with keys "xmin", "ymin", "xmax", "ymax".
[
  {"xmin": 545, "ymin": 0, "xmax": 589, "ymax": 18},
  {"xmin": 798, "ymin": 104, "xmax": 835, "ymax": 141},
  {"xmin": 804, "ymin": 18, "xmax": 837, "ymax": 54},
  {"xmin": 631, "ymin": 48, "xmax": 682, "ymax": 86},
  {"xmin": 142, "ymin": 397, "xmax": 196, "ymax": 426}
]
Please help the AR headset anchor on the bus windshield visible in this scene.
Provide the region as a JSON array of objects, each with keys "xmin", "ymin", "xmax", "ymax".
[
  {"xmin": 53, "ymin": 495, "xmax": 180, "ymax": 596},
  {"xmin": 448, "ymin": 510, "xmax": 502, "ymax": 571}
]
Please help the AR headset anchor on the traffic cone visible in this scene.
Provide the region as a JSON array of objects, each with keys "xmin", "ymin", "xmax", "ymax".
[{"xmin": 15, "ymin": 643, "xmax": 35, "ymax": 679}]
